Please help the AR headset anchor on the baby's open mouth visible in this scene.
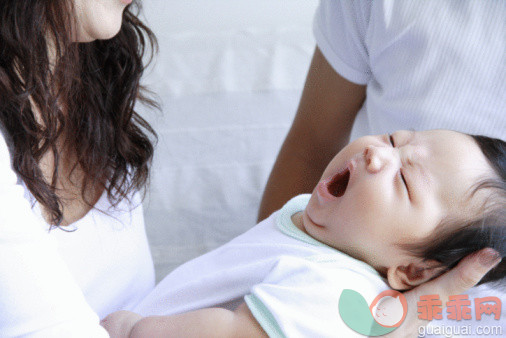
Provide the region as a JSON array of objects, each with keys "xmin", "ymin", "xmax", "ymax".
[{"xmin": 327, "ymin": 167, "xmax": 350, "ymax": 197}]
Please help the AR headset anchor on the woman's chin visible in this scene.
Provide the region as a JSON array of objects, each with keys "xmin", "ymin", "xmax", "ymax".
[
  {"xmin": 95, "ymin": 26, "xmax": 122, "ymax": 41},
  {"xmin": 75, "ymin": 21, "xmax": 123, "ymax": 42}
]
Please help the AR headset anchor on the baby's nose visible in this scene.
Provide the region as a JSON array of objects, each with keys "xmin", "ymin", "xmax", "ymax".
[{"xmin": 364, "ymin": 146, "xmax": 395, "ymax": 173}]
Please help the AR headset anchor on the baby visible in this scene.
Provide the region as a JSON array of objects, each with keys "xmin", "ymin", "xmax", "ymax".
[{"xmin": 103, "ymin": 129, "xmax": 505, "ymax": 337}]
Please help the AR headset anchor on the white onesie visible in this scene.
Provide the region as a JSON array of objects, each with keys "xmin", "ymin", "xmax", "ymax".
[{"xmin": 134, "ymin": 195, "xmax": 390, "ymax": 337}]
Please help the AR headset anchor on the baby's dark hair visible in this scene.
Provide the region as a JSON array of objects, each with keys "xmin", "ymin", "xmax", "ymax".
[{"xmin": 403, "ymin": 134, "xmax": 505, "ymax": 287}]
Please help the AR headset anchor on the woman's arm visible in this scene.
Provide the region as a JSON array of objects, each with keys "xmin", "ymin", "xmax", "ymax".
[
  {"xmin": 103, "ymin": 303, "xmax": 267, "ymax": 338},
  {"xmin": 0, "ymin": 133, "xmax": 108, "ymax": 337}
]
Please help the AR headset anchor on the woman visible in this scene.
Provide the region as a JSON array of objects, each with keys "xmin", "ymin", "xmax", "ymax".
[
  {"xmin": 0, "ymin": 0, "xmax": 157, "ymax": 336},
  {"xmin": 0, "ymin": 0, "xmax": 498, "ymax": 337}
]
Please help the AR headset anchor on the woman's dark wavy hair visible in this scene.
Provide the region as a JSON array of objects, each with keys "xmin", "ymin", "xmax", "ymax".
[
  {"xmin": 402, "ymin": 135, "xmax": 506, "ymax": 287},
  {"xmin": 0, "ymin": 0, "xmax": 158, "ymax": 226}
]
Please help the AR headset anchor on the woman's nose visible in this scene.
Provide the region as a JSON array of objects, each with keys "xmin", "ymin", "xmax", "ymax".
[{"xmin": 364, "ymin": 145, "xmax": 396, "ymax": 173}]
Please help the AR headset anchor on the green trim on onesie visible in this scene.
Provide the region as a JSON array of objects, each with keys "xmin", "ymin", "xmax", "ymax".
[
  {"xmin": 244, "ymin": 294, "xmax": 286, "ymax": 338},
  {"xmin": 276, "ymin": 194, "xmax": 334, "ymax": 248}
]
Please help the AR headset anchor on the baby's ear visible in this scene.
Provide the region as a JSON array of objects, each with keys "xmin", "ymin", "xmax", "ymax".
[{"xmin": 386, "ymin": 260, "xmax": 446, "ymax": 290}]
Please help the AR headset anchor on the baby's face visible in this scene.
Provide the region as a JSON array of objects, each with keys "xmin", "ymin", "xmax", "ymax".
[{"xmin": 302, "ymin": 130, "xmax": 493, "ymax": 269}]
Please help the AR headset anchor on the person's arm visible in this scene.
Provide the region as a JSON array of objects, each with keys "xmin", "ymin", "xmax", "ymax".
[
  {"xmin": 102, "ymin": 302, "xmax": 267, "ymax": 338},
  {"xmin": 381, "ymin": 248, "xmax": 502, "ymax": 337},
  {"xmin": 257, "ymin": 47, "xmax": 366, "ymax": 221}
]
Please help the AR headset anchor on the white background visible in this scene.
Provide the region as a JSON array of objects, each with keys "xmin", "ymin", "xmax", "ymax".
[{"xmin": 137, "ymin": 0, "xmax": 319, "ymax": 281}]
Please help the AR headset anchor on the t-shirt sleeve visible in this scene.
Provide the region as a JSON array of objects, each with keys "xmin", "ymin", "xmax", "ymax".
[
  {"xmin": 0, "ymin": 132, "xmax": 108, "ymax": 337},
  {"xmin": 244, "ymin": 256, "xmax": 387, "ymax": 338},
  {"xmin": 313, "ymin": 0, "xmax": 372, "ymax": 85}
]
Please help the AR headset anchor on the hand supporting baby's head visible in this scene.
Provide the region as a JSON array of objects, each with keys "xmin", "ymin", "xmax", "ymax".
[{"xmin": 298, "ymin": 130, "xmax": 505, "ymax": 290}]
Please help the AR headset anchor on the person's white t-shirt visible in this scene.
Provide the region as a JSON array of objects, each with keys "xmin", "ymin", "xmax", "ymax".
[
  {"xmin": 0, "ymin": 132, "xmax": 155, "ymax": 337},
  {"xmin": 313, "ymin": 0, "xmax": 505, "ymax": 141},
  {"xmin": 135, "ymin": 194, "xmax": 390, "ymax": 337}
]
